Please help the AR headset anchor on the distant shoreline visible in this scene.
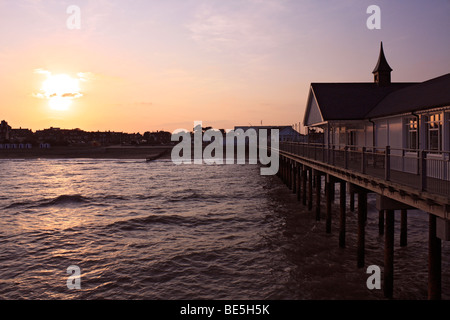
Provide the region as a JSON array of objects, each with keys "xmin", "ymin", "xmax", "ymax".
[{"xmin": 0, "ymin": 145, "xmax": 173, "ymax": 160}]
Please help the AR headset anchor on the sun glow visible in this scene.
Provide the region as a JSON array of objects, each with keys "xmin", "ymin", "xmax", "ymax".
[
  {"xmin": 48, "ymin": 96, "xmax": 73, "ymax": 111},
  {"xmin": 35, "ymin": 71, "xmax": 83, "ymax": 111}
]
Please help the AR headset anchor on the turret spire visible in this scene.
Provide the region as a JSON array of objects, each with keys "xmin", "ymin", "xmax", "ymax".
[{"xmin": 373, "ymin": 42, "xmax": 392, "ymax": 86}]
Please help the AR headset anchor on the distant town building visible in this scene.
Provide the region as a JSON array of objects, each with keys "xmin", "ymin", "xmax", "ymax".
[
  {"xmin": 33, "ymin": 127, "xmax": 144, "ymax": 146},
  {"xmin": 0, "ymin": 120, "xmax": 174, "ymax": 148},
  {"xmin": 0, "ymin": 120, "xmax": 11, "ymax": 142},
  {"xmin": 10, "ymin": 128, "xmax": 34, "ymax": 143},
  {"xmin": 279, "ymin": 126, "xmax": 307, "ymax": 142},
  {"xmin": 143, "ymin": 131, "xmax": 172, "ymax": 145},
  {"xmin": 234, "ymin": 125, "xmax": 306, "ymax": 143}
]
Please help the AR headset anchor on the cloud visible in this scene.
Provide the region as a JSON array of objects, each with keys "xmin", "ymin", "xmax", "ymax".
[
  {"xmin": 77, "ymin": 72, "xmax": 95, "ymax": 82},
  {"xmin": 32, "ymin": 93, "xmax": 45, "ymax": 99},
  {"xmin": 33, "ymin": 69, "xmax": 86, "ymax": 102},
  {"xmin": 34, "ymin": 68, "xmax": 51, "ymax": 75},
  {"xmin": 186, "ymin": 0, "xmax": 288, "ymax": 53},
  {"xmin": 114, "ymin": 101, "xmax": 154, "ymax": 109},
  {"xmin": 62, "ymin": 93, "xmax": 83, "ymax": 98}
]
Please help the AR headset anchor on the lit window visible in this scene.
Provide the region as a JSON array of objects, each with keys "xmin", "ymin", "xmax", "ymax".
[
  {"xmin": 427, "ymin": 113, "xmax": 442, "ymax": 151},
  {"xmin": 405, "ymin": 118, "xmax": 418, "ymax": 150}
]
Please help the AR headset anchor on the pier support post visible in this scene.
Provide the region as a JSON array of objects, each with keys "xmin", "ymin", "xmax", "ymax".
[
  {"xmin": 289, "ymin": 160, "xmax": 295, "ymax": 193},
  {"xmin": 277, "ymin": 158, "xmax": 281, "ymax": 178},
  {"xmin": 296, "ymin": 166, "xmax": 301, "ymax": 201},
  {"xmin": 287, "ymin": 161, "xmax": 292, "ymax": 190},
  {"xmin": 350, "ymin": 190, "xmax": 355, "ymax": 212},
  {"xmin": 400, "ymin": 209, "xmax": 407, "ymax": 247},
  {"xmin": 302, "ymin": 168, "xmax": 307, "ymax": 206},
  {"xmin": 378, "ymin": 210, "xmax": 385, "ymax": 236},
  {"xmin": 278, "ymin": 157, "xmax": 281, "ymax": 179},
  {"xmin": 384, "ymin": 209, "xmax": 395, "ymax": 299},
  {"xmin": 428, "ymin": 214, "xmax": 441, "ymax": 300},
  {"xmin": 339, "ymin": 181, "xmax": 346, "ymax": 248},
  {"xmin": 308, "ymin": 168, "xmax": 313, "ymax": 211},
  {"xmin": 315, "ymin": 173, "xmax": 321, "ymax": 221},
  {"xmin": 325, "ymin": 178, "xmax": 332, "ymax": 233},
  {"xmin": 330, "ymin": 181, "xmax": 335, "ymax": 203},
  {"xmin": 285, "ymin": 159, "xmax": 289, "ymax": 187},
  {"xmin": 357, "ymin": 191, "xmax": 367, "ymax": 268},
  {"xmin": 292, "ymin": 164, "xmax": 297, "ymax": 194}
]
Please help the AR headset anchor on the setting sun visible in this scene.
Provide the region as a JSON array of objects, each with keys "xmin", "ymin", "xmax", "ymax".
[
  {"xmin": 35, "ymin": 71, "xmax": 83, "ymax": 111},
  {"xmin": 47, "ymin": 96, "xmax": 72, "ymax": 111}
]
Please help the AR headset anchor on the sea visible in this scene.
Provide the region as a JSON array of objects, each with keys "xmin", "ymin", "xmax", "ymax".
[{"xmin": 0, "ymin": 158, "xmax": 448, "ymax": 300}]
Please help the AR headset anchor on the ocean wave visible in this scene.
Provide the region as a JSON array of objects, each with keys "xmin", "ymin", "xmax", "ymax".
[
  {"xmin": 4, "ymin": 200, "xmax": 35, "ymax": 209},
  {"xmin": 107, "ymin": 214, "xmax": 197, "ymax": 231},
  {"xmin": 164, "ymin": 190, "xmax": 249, "ymax": 203},
  {"xmin": 3, "ymin": 194, "xmax": 142, "ymax": 210},
  {"xmin": 36, "ymin": 194, "xmax": 90, "ymax": 207},
  {"xmin": 106, "ymin": 213, "xmax": 252, "ymax": 232},
  {"xmin": 98, "ymin": 194, "xmax": 131, "ymax": 201},
  {"xmin": 3, "ymin": 194, "xmax": 90, "ymax": 210}
]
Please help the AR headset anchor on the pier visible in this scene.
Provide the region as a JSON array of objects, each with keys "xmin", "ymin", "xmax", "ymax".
[{"xmin": 275, "ymin": 142, "xmax": 449, "ymax": 300}]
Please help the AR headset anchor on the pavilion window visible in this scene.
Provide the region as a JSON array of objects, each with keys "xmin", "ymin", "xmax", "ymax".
[
  {"xmin": 405, "ymin": 118, "xmax": 418, "ymax": 150},
  {"xmin": 427, "ymin": 113, "xmax": 443, "ymax": 151}
]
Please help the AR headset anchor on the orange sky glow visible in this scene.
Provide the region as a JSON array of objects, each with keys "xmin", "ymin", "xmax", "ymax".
[{"xmin": 0, "ymin": 0, "xmax": 449, "ymax": 134}]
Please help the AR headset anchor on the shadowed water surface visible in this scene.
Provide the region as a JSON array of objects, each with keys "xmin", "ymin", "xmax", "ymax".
[{"xmin": 0, "ymin": 159, "xmax": 448, "ymax": 299}]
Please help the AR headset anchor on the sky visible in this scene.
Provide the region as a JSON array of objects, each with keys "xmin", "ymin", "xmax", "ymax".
[{"xmin": 0, "ymin": 0, "xmax": 449, "ymax": 134}]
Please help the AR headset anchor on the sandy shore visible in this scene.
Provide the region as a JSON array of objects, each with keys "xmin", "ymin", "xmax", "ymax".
[{"xmin": 0, "ymin": 145, "xmax": 173, "ymax": 160}]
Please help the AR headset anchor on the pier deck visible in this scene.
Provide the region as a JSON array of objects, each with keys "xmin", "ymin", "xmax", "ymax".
[{"xmin": 273, "ymin": 142, "xmax": 449, "ymax": 300}]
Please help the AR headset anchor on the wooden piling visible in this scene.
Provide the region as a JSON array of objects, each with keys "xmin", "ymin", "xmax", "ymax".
[
  {"xmin": 350, "ymin": 190, "xmax": 355, "ymax": 212},
  {"xmin": 308, "ymin": 168, "xmax": 313, "ymax": 211},
  {"xmin": 325, "ymin": 179, "xmax": 332, "ymax": 233},
  {"xmin": 285, "ymin": 159, "xmax": 289, "ymax": 187},
  {"xmin": 330, "ymin": 181, "xmax": 335, "ymax": 202},
  {"xmin": 357, "ymin": 191, "xmax": 367, "ymax": 268},
  {"xmin": 296, "ymin": 166, "xmax": 301, "ymax": 201},
  {"xmin": 428, "ymin": 214, "xmax": 441, "ymax": 300},
  {"xmin": 302, "ymin": 168, "xmax": 307, "ymax": 206},
  {"xmin": 292, "ymin": 164, "xmax": 297, "ymax": 194},
  {"xmin": 277, "ymin": 158, "xmax": 281, "ymax": 178},
  {"xmin": 315, "ymin": 173, "xmax": 321, "ymax": 220},
  {"xmin": 384, "ymin": 209, "xmax": 395, "ymax": 299},
  {"xmin": 339, "ymin": 181, "xmax": 346, "ymax": 248},
  {"xmin": 289, "ymin": 162, "xmax": 293, "ymax": 190},
  {"xmin": 400, "ymin": 209, "xmax": 407, "ymax": 247},
  {"xmin": 378, "ymin": 210, "xmax": 384, "ymax": 236},
  {"xmin": 287, "ymin": 161, "xmax": 292, "ymax": 190}
]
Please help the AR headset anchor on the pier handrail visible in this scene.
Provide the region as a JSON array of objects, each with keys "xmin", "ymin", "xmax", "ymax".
[{"xmin": 276, "ymin": 142, "xmax": 450, "ymax": 197}]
